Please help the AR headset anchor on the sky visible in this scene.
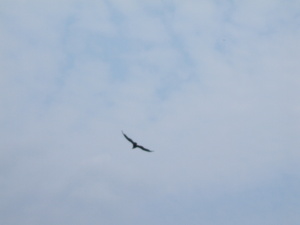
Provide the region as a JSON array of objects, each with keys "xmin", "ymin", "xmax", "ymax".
[{"xmin": 1, "ymin": 0, "xmax": 300, "ymax": 224}]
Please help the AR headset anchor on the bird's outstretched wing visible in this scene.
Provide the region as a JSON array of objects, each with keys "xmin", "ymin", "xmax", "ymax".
[
  {"xmin": 122, "ymin": 130, "xmax": 153, "ymax": 152},
  {"xmin": 136, "ymin": 145, "xmax": 153, "ymax": 152},
  {"xmin": 122, "ymin": 131, "xmax": 135, "ymax": 144}
]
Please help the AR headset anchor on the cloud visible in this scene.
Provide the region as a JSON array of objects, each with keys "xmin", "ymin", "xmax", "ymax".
[{"xmin": 1, "ymin": 0, "xmax": 299, "ymax": 224}]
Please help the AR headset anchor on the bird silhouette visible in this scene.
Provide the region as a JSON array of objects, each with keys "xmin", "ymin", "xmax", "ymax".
[{"xmin": 122, "ymin": 131, "xmax": 153, "ymax": 152}]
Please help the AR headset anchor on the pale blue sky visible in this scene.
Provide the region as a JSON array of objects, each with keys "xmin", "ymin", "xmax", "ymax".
[{"xmin": 1, "ymin": 0, "xmax": 300, "ymax": 224}]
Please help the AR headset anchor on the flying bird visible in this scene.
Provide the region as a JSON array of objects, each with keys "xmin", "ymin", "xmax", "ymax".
[{"xmin": 122, "ymin": 131, "xmax": 153, "ymax": 152}]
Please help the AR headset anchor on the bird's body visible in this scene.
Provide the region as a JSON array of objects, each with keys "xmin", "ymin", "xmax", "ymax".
[{"xmin": 122, "ymin": 131, "xmax": 153, "ymax": 152}]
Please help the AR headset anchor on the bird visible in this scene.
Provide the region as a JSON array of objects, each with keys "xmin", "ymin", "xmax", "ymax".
[{"xmin": 122, "ymin": 131, "xmax": 153, "ymax": 152}]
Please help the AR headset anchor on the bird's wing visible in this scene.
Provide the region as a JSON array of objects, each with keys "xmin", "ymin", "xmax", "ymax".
[
  {"xmin": 136, "ymin": 145, "xmax": 153, "ymax": 152},
  {"xmin": 122, "ymin": 131, "xmax": 135, "ymax": 144}
]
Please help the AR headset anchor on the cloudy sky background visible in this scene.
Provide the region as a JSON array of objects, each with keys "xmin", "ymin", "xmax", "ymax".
[{"xmin": 1, "ymin": 0, "xmax": 300, "ymax": 224}]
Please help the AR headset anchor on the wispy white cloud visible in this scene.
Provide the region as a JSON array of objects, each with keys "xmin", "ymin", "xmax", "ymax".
[{"xmin": 1, "ymin": 0, "xmax": 299, "ymax": 224}]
